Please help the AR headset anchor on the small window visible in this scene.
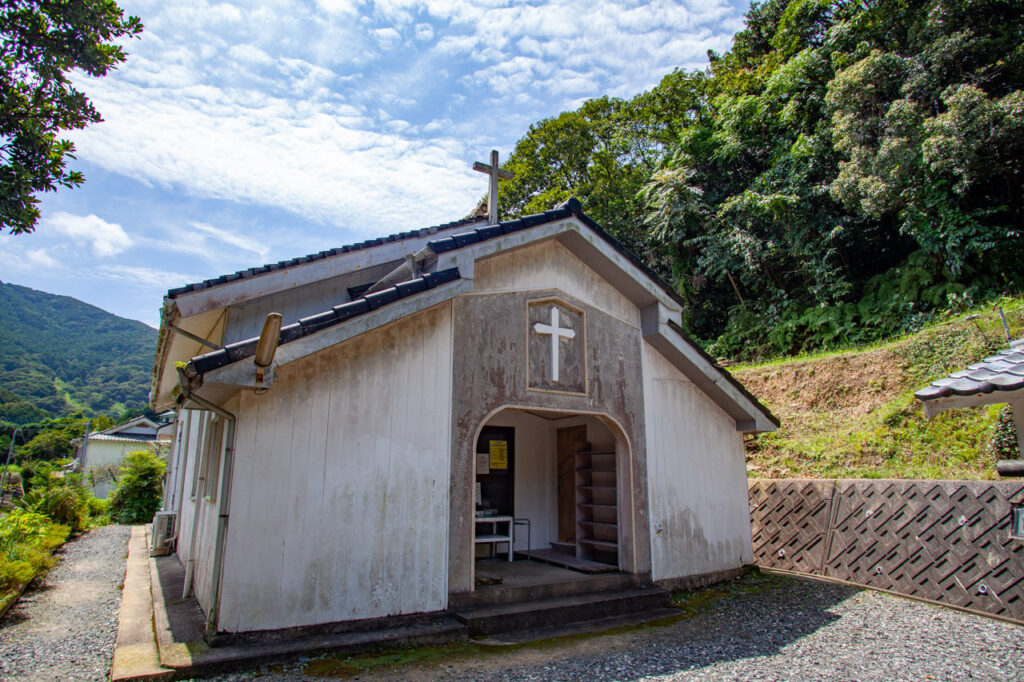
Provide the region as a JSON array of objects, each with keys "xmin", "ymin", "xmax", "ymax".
[
  {"xmin": 189, "ymin": 412, "xmax": 206, "ymax": 500},
  {"xmin": 1012, "ymin": 505, "xmax": 1024, "ymax": 539},
  {"xmin": 202, "ymin": 417, "xmax": 224, "ymax": 501}
]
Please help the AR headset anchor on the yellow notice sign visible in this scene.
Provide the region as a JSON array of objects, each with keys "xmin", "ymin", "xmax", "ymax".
[{"xmin": 489, "ymin": 440, "xmax": 508, "ymax": 470}]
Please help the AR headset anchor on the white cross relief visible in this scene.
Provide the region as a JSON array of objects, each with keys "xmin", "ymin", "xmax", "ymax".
[{"xmin": 533, "ymin": 306, "xmax": 576, "ymax": 383}]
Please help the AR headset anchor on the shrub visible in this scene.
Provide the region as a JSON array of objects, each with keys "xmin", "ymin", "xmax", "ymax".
[
  {"xmin": 108, "ymin": 451, "xmax": 166, "ymax": 524},
  {"xmin": 13, "ymin": 466, "xmax": 103, "ymax": 532},
  {"xmin": 0, "ymin": 509, "xmax": 69, "ymax": 594},
  {"xmin": 1, "ymin": 471, "xmax": 22, "ymax": 497},
  {"xmin": 18, "ymin": 460, "xmax": 39, "ymax": 494},
  {"xmin": 989, "ymin": 406, "xmax": 1019, "ymax": 459}
]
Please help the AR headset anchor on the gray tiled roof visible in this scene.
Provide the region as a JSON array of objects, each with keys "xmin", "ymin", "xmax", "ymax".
[
  {"xmin": 166, "ymin": 216, "xmax": 483, "ymax": 298},
  {"xmin": 915, "ymin": 342, "xmax": 1024, "ymax": 401},
  {"xmin": 189, "ymin": 268, "xmax": 461, "ymax": 374}
]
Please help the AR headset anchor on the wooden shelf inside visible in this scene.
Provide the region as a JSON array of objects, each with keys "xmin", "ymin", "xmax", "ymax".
[
  {"xmin": 578, "ymin": 520, "xmax": 618, "ymax": 530},
  {"xmin": 574, "ymin": 444, "xmax": 619, "ymax": 567}
]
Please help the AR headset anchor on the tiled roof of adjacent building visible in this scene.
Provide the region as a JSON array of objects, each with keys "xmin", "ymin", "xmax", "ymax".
[
  {"xmin": 83, "ymin": 434, "xmax": 157, "ymax": 444},
  {"xmin": 189, "ymin": 268, "xmax": 461, "ymax": 374},
  {"xmin": 166, "ymin": 216, "xmax": 484, "ymax": 298},
  {"xmin": 915, "ymin": 342, "xmax": 1024, "ymax": 401}
]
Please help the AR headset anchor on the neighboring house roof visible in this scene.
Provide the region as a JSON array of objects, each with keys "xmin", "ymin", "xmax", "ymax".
[
  {"xmin": 914, "ymin": 341, "xmax": 1024, "ymax": 415},
  {"xmin": 84, "ymin": 434, "xmax": 158, "ymax": 444},
  {"xmin": 167, "ymin": 199, "xmax": 778, "ymax": 433},
  {"xmin": 101, "ymin": 416, "xmax": 160, "ymax": 435}
]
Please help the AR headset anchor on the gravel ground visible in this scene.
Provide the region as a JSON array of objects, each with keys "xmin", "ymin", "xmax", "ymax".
[
  {"xmin": 0, "ymin": 524, "xmax": 130, "ymax": 682},
  {"xmin": 203, "ymin": 575, "xmax": 1024, "ymax": 682}
]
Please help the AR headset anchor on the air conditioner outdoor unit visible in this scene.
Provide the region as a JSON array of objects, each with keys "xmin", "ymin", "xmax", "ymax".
[{"xmin": 150, "ymin": 511, "xmax": 177, "ymax": 556}]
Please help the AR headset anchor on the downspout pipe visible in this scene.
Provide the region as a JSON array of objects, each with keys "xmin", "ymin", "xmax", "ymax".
[
  {"xmin": 177, "ymin": 370, "xmax": 204, "ymax": 599},
  {"xmin": 176, "ymin": 367, "xmax": 237, "ymax": 637}
]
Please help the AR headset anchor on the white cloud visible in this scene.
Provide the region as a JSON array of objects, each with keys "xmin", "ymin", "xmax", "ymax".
[
  {"xmin": 25, "ymin": 249, "xmax": 60, "ymax": 269},
  {"xmin": 414, "ymin": 22, "xmax": 434, "ymax": 41},
  {"xmin": 44, "ymin": 212, "xmax": 133, "ymax": 257},
  {"xmin": 92, "ymin": 264, "xmax": 205, "ymax": 290},
  {"xmin": 62, "ymin": 0, "xmax": 744, "ymax": 241},
  {"xmin": 373, "ymin": 27, "xmax": 402, "ymax": 50},
  {"xmin": 188, "ymin": 221, "xmax": 271, "ymax": 258},
  {"xmin": 316, "ymin": 0, "xmax": 358, "ymax": 15}
]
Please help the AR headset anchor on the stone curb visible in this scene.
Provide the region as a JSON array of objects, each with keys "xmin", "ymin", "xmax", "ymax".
[{"xmin": 110, "ymin": 525, "xmax": 174, "ymax": 682}]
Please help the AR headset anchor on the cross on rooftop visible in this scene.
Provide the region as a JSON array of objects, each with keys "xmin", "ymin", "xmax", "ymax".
[{"xmin": 473, "ymin": 149, "xmax": 514, "ymax": 226}]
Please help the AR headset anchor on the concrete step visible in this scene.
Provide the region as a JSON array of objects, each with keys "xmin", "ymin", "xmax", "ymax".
[
  {"xmin": 473, "ymin": 607, "xmax": 683, "ymax": 646},
  {"xmin": 452, "ymin": 586, "xmax": 671, "ymax": 636},
  {"xmin": 451, "ymin": 571, "xmax": 639, "ymax": 608}
]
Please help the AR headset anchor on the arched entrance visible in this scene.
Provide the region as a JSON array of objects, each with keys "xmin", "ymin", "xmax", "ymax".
[{"xmin": 465, "ymin": 406, "xmax": 641, "ymax": 591}]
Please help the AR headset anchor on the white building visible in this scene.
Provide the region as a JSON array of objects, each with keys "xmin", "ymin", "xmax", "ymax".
[
  {"xmin": 73, "ymin": 416, "xmax": 165, "ymax": 498},
  {"xmin": 151, "ymin": 198, "xmax": 777, "ymax": 637}
]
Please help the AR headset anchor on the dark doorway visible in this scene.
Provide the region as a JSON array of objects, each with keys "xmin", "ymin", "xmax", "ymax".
[{"xmin": 475, "ymin": 426, "xmax": 514, "ymax": 516}]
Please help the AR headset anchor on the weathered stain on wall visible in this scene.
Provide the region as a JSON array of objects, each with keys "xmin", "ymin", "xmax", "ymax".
[
  {"xmin": 642, "ymin": 343, "xmax": 754, "ymax": 582},
  {"xmin": 472, "ymin": 238, "xmax": 641, "ymax": 328},
  {"xmin": 448, "ymin": 285, "xmax": 651, "ymax": 595},
  {"xmin": 216, "ymin": 304, "xmax": 454, "ymax": 632}
]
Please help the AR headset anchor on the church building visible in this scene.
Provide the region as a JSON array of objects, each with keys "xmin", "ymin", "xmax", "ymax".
[{"xmin": 151, "ymin": 167, "xmax": 777, "ymax": 637}]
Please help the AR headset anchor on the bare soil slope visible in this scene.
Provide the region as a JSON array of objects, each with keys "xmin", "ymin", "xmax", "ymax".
[{"xmin": 730, "ymin": 301, "xmax": 1022, "ymax": 479}]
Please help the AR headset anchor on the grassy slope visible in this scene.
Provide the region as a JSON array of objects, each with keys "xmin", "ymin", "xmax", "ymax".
[{"xmin": 731, "ymin": 297, "xmax": 1023, "ymax": 480}]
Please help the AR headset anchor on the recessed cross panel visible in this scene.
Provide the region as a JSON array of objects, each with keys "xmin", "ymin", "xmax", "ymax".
[{"xmin": 527, "ymin": 299, "xmax": 586, "ymax": 394}]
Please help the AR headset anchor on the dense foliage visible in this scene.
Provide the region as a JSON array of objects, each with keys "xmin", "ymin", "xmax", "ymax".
[
  {"xmin": 0, "ymin": 0, "xmax": 142, "ymax": 234},
  {"xmin": 107, "ymin": 450, "xmax": 164, "ymax": 524},
  {"xmin": 0, "ymin": 509, "xmax": 68, "ymax": 599},
  {"xmin": 0, "ymin": 282, "xmax": 157, "ymax": 423},
  {"xmin": 498, "ymin": 0, "xmax": 1023, "ymax": 360},
  {"xmin": 13, "ymin": 462, "xmax": 102, "ymax": 531}
]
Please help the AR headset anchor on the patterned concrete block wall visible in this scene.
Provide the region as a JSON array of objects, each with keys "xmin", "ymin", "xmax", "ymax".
[{"xmin": 749, "ymin": 479, "xmax": 1024, "ymax": 624}]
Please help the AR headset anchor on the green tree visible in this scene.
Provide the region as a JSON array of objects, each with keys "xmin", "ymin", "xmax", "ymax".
[
  {"xmin": 1, "ymin": 1, "xmax": 142, "ymax": 234},
  {"xmin": 16, "ymin": 418, "xmax": 85, "ymax": 461},
  {"xmin": 107, "ymin": 450, "xmax": 164, "ymax": 523}
]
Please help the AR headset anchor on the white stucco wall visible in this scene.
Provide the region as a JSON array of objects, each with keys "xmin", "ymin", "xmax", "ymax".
[
  {"xmin": 473, "ymin": 239, "xmax": 641, "ymax": 328},
  {"xmin": 171, "ymin": 405, "xmax": 232, "ymax": 616},
  {"xmin": 82, "ymin": 440, "xmax": 153, "ymax": 498},
  {"xmin": 217, "ymin": 303, "xmax": 453, "ymax": 632},
  {"xmin": 642, "ymin": 342, "xmax": 754, "ymax": 582}
]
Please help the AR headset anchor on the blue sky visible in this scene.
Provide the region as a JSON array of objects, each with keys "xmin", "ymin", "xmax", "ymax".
[{"xmin": 1, "ymin": 0, "xmax": 749, "ymax": 328}]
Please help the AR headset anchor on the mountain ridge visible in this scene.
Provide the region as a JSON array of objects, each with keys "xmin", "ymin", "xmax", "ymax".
[{"xmin": 0, "ymin": 281, "xmax": 157, "ymax": 423}]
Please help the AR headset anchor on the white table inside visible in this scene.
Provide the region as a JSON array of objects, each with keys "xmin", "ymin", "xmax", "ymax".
[{"xmin": 474, "ymin": 515, "xmax": 514, "ymax": 561}]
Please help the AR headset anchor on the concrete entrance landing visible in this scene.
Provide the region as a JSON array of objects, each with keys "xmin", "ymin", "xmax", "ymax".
[
  {"xmin": 460, "ymin": 558, "xmax": 636, "ymax": 608},
  {"xmin": 451, "ymin": 558, "xmax": 674, "ymax": 643}
]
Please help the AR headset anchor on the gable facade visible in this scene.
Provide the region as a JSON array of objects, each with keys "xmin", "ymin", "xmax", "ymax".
[{"xmin": 156, "ymin": 201, "xmax": 776, "ymax": 635}]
